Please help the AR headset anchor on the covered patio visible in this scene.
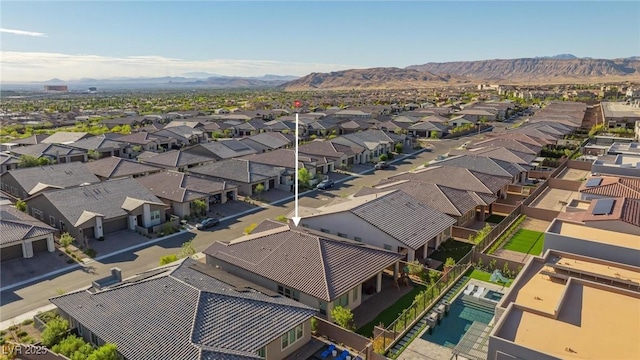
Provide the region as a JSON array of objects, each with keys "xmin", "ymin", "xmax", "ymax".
[{"xmin": 352, "ymin": 272, "xmax": 416, "ymax": 329}]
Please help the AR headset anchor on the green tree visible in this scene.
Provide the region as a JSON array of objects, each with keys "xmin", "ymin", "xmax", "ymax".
[
  {"xmin": 15, "ymin": 200, "xmax": 27, "ymax": 212},
  {"xmin": 119, "ymin": 125, "xmax": 132, "ymax": 134},
  {"xmin": 52, "ymin": 334, "xmax": 94, "ymax": 360},
  {"xmin": 254, "ymin": 183, "xmax": 265, "ymax": 196},
  {"xmin": 331, "ymin": 305, "xmax": 354, "ymax": 330},
  {"xmin": 430, "ymin": 131, "xmax": 440, "ymax": 139},
  {"xmin": 297, "ymin": 168, "xmax": 312, "ymax": 189},
  {"xmin": 88, "ymin": 150, "xmax": 101, "ymax": 160},
  {"xmin": 159, "ymin": 254, "xmax": 178, "ymax": 265},
  {"xmin": 37, "ymin": 157, "xmax": 52, "ymax": 166},
  {"xmin": 406, "ymin": 260, "xmax": 424, "ymax": 277},
  {"xmin": 378, "ymin": 153, "xmax": 388, "ymax": 162},
  {"xmin": 445, "ymin": 257, "xmax": 456, "ymax": 268},
  {"xmin": 41, "ymin": 318, "xmax": 69, "ymax": 347},
  {"xmin": 87, "ymin": 343, "xmax": 118, "ymax": 360},
  {"xmin": 178, "ymin": 240, "xmax": 196, "ymax": 259},
  {"xmin": 59, "ymin": 232, "xmax": 75, "ymax": 248},
  {"xmin": 18, "ymin": 155, "xmax": 40, "ymax": 168},
  {"xmin": 192, "ymin": 199, "xmax": 207, "ymax": 216},
  {"xmin": 394, "ymin": 143, "xmax": 403, "ymax": 153}
]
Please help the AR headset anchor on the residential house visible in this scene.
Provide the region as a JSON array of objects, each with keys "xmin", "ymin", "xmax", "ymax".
[
  {"xmin": 184, "ymin": 139, "xmax": 258, "ymax": 160},
  {"xmin": 0, "ymin": 152, "xmax": 20, "ymax": 174},
  {"xmin": 84, "ymin": 157, "xmax": 163, "ymax": 180},
  {"xmin": 338, "ymin": 119, "xmax": 375, "ymax": 134},
  {"xmin": 591, "ymin": 154, "xmax": 640, "ymax": 177},
  {"xmin": 579, "ymin": 175, "xmax": 640, "ymax": 200},
  {"xmin": 457, "ymin": 146, "xmax": 538, "ymax": 167},
  {"xmin": 0, "ymin": 206, "xmax": 56, "ymax": 260},
  {"xmin": 330, "ymin": 130, "xmax": 408, "ymax": 163},
  {"xmin": 152, "ymin": 126, "xmax": 207, "ymax": 147},
  {"xmin": 433, "ymin": 154, "xmax": 529, "ymax": 183},
  {"xmin": 334, "ymin": 109, "xmax": 371, "ymax": 118},
  {"xmin": 189, "ymin": 159, "xmax": 287, "ymax": 196},
  {"xmin": 138, "ymin": 150, "xmax": 216, "ymax": 172},
  {"xmin": 354, "ymin": 180, "xmax": 497, "ymax": 226},
  {"xmin": 240, "ymin": 132, "xmax": 293, "ymax": 153},
  {"xmin": 24, "ymin": 178, "xmax": 167, "ymax": 243},
  {"xmin": 100, "ymin": 116, "xmax": 149, "ymax": 129},
  {"xmin": 389, "ymin": 165, "xmax": 513, "ymax": 199},
  {"xmin": 113, "ymin": 132, "xmax": 176, "ymax": 154},
  {"xmin": 558, "ymin": 197, "xmax": 640, "ymax": 236},
  {"xmin": 10, "ymin": 143, "xmax": 89, "ymax": 164},
  {"xmin": 242, "ymin": 149, "xmax": 322, "ymax": 175},
  {"xmin": 233, "ymin": 119, "xmax": 269, "ymax": 136},
  {"xmin": 407, "ymin": 121, "xmax": 448, "ymax": 138},
  {"xmin": 0, "ymin": 162, "xmax": 101, "ymax": 199},
  {"xmin": 456, "ymin": 108, "xmax": 498, "ymax": 122},
  {"xmin": 449, "ymin": 115, "xmax": 477, "ymax": 127},
  {"xmin": 0, "ymin": 134, "xmax": 50, "ymax": 151},
  {"xmin": 67, "ymin": 135, "xmax": 129, "ymax": 159},
  {"xmin": 298, "ymin": 141, "xmax": 366, "ymax": 167},
  {"xmin": 50, "ymin": 258, "xmax": 316, "ymax": 360},
  {"xmin": 136, "ymin": 171, "xmax": 237, "ymax": 218},
  {"xmin": 467, "ymin": 137, "xmax": 541, "ymax": 155},
  {"xmin": 296, "ymin": 190, "xmax": 456, "ymax": 261},
  {"xmin": 41, "ymin": 131, "xmax": 92, "ymax": 145},
  {"xmin": 205, "ymin": 223, "xmax": 402, "ymax": 321}
]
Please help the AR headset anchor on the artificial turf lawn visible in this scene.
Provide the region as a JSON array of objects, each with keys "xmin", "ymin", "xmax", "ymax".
[
  {"xmin": 503, "ymin": 229, "xmax": 544, "ymax": 255},
  {"xmin": 429, "ymin": 239, "xmax": 473, "ymax": 270},
  {"xmin": 467, "ymin": 269, "xmax": 512, "ymax": 287},
  {"xmin": 356, "ymin": 284, "xmax": 426, "ymax": 338}
]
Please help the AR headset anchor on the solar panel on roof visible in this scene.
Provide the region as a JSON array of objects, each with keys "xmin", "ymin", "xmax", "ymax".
[
  {"xmin": 592, "ymin": 198, "xmax": 615, "ymax": 215},
  {"xmin": 585, "ymin": 177, "xmax": 603, "ymax": 187}
]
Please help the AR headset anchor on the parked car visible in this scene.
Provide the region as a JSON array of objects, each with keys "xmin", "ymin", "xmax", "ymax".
[
  {"xmin": 316, "ymin": 179, "xmax": 335, "ymax": 190},
  {"xmin": 196, "ymin": 217, "xmax": 219, "ymax": 230},
  {"xmin": 375, "ymin": 161, "xmax": 389, "ymax": 170}
]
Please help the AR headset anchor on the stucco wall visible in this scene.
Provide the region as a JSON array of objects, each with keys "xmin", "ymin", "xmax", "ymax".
[
  {"xmin": 264, "ymin": 319, "xmax": 311, "ymax": 360},
  {"xmin": 488, "ymin": 335, "xmax": 561, "ymax": 360},
  {"xmin": 544, "ymin": 232, "xmax": 640, "ymax": 267}
]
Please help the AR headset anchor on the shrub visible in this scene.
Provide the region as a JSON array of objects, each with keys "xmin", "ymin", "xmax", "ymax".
[
  {"xmin": 20, "ymin": 319, "xmax": 33, "ymax": 326},
  {"xmin": 378, "ymin": 153, "xmax": 388, "ymax": 162},
  {"xmin": 16, "ymin": 331, "xmax": 28, "ymax": 338},
  {"xmin": 254, "ymin": 183, "xmax": 265, "ymax": 195},
  {"xmin": 160, "ymin": 254, "xmax": 178, "ymax": 265},
  {"xmin": 395, "ymin": 143, "xmax": 403, "ymax": 153},
  {"xmin": 310, "ymin": 317, "xmax": 317, "ymax": 333},
  {"xmin": 59, "ymin": 232, "xmax": 74, "ymax": 248},
  {"xmin": 52, "ymin": 334, "xmax": 94, "ymax": 359},
  {"xmin": 275, "ymin": 215, "xmax": 288, "ymax": 223},
  {"xmin": 444, "ymin": 257, "xmax": 456, "ymax": 268},
  {"xmin": 8, "ymin": 325, "xmax": 18, "ymax": 331},
  {"xmin": 406, "ymin": 260, "xmax": 424, "ymax": 277},
  {"xmin": 244, "ymin": 223, "xmax": 257, "ymax": 235},
  {"xmin": 84, "ymin": 249, "xmax": 97, "ymax": 258},
  {"xmin": 15, "ymin": 200, "xmax": 27, "ymax": 212},
  {"xmin": 41, "ymin": 318, "xmax": 69, "ymax": 347},
  {"xmin": 331, "ymin": 306, "xmax": 354, "ymax": 330},
  {"xmin": 87, "ymin": 343, "xmax": 118, "ymax": 360},
  {"xmin": 489, "ymin": 259, "xmax": 497, "ymax": 272},
  {"xmin": 372, "ymin": 336, "xmax": 387, "ymax": 354}
]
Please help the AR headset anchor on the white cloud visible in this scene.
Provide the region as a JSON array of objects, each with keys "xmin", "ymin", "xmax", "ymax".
[
  {"xmin": 0, "ymin": 51, "xmax": 365, "ymax": 82},
  {"xmin": 0, "ymin": 28, "xmax": 47, "ymax": 37}
]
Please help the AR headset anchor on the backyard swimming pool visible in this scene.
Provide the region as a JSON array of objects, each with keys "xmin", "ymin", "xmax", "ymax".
[
  {"xmin": 484, "ymin": 290, "xmax": 504, "ymax": 302},
  {"xmin": 420, "ymin": 294, "xmax": 498, "ymax": 348}
]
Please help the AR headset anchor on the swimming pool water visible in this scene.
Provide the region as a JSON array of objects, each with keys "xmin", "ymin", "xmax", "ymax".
[
  {"xmin": 484, "ymin": 290, "xmax": 504, "ymax": 302},
  {"xmin": 420, "ymin": 296, "xmax": 496, "ymax": 348}
]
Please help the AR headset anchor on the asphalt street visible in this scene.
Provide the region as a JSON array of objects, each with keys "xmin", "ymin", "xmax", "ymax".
[{"xmin": 0, "ymin": 136, "xmax": 474, "ymax": 321}]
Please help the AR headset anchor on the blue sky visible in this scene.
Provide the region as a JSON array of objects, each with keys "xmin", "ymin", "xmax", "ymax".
[{"xmin": 1, "ymin": 1, "xmax": 639, "ymax": 81}]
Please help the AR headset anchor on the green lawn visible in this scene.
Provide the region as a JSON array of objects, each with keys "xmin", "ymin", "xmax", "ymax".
[
  {"xmin": 484, "ymin": 214, "xmax": 506, "ymax": 224},
  {"xmin": 503, "ymin": 229, "xmax": 544, "ymax": 255},
  {"xmin": 429, "ymin": 239, "xmax": 473, "ymax": 270},
  {"xmin": 467, "ymin": 269, "xmax": 512, "ymax": 287},
  {"xmin": 356, "ymin": 284, "xmax": 426, "ymax": 338}
]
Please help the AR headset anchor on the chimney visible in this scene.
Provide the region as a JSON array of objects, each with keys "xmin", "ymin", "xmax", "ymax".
[{"xmin": 111, "ymin": 267, "xmax": 122, "ymax": 282}]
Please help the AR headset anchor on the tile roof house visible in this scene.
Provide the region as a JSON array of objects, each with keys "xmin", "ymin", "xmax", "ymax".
[
  {"xmin": 84, "ymin": 157, "xmax": 163, "ymax": 180},
  {"xmin": 184, "ymin": 140, "xmax": 258, "ymax": 160},
  {"xmin": 67, "ymin": 135, "xmax": 129, "ymax": 158},
  {"xmin": 9, "ymin": 143, "xmax": 89, "ymax": 164},
  {"xmin": 330, "ymin": 130, "xmax": 408, "ymax": 163},
  {"xmin": 558, "ymin": 197, "xmax": 640, "ymax": 236},
  {"xmin": 0, "ymin": 162, "xmax": 101, "ymax": 199},
  {"xmin": 189, "ymin": 159, "xmax": 287, "ymax": 196},
  {"xmin": 241, "ymin": 132, "xmax": 293, "ymax": 152},
  {"xmin": 467, "ymin": 137, "xmax": 541, "ymax": 155},
  {"xmin": 136, "ymin": 171, "xmax": 238, "ymax": 218},
  {"xmin": 579, "ymin": 175, "xmax": 640, "ymax": 200},
  {"xmin": 354, "ymin": 180, "xmax": 497, "ymax": 226},
  {"xmin": 295, "ymin": 190, "xmax": 456, "ymax": 262},
  {"xmin": 41, "ymin": 131, "xmax": 92, "ymax": 144},
  {"xmin": 25, "ymin": 178, "xmax": 167, "ymax": 245},
  {"xmin": 457, "ymin": 146, "xmax": 538, "ymax": 165},
  {"xmin": 138, "ymin": 150, "xmax": 216, "ymax": 172},
  {"xmin": 151, "ymin": 126, "xmax": 207, "ymax": 147},
  {"xmin": 241, "ymin": 149, "xmax": 321, "ymax": 175},
  {"xmin": 112, "ymin": 132, "xmax": 177, "ymax": 153},
  {"xmin": 433, "ymin": 154, "xmax": 529, "ymax": 183},
  {"xmin": 407, "ymin": 121, "xmax": 449, "ymax": 138},
  {"xmin": 50, "ymin": 258, "xmax": 316, "ymax": 360},
  {"xmin": 0, "ymin": 206, "xmax": 56, "ymax": 260},
  {"xmin": 0, "ymin": 152, "xmax": 20, "ymax": 175},
  {"xmin": 298, "ymin": 141, "xmax": 366, "ymax": 167},
  {"xmin": 389, "ymin": 165, "xmax": 513, "ymax": 198},
  {"xmin": 205, "ymin": 224, "xmax": 402, "ymax": 321}
]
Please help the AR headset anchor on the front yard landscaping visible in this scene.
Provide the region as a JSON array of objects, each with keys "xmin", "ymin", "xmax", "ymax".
[
  {"xmin": 429, "ymin": 239, "xmax": 473, "ymax": 270},
  {"xmin": 357, "ymin": 284, "xmax": 426, "ymax": 338},
  {"xmin": 503, "ymin": 229, "xmax": 545, "ymax": 255}
]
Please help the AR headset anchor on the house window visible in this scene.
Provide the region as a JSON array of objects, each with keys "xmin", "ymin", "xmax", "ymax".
[
  {"xmin": 281, "ymin": 324, "xmax": 304, "ymax": 350},
  {"xmin": 352, "ymin": 287, "xmax": 359, "ymax": 301},
  {"xmin": 278, "ymin": 285, "xmax": 300, "ymax": 301},
  {"xmin": 336, "ymin": 293, "xmax": 349, "ymax": 307},
  {"xmin": 49, "ymin": 216, "xmax": 56, "ymax": 227},
  {"xmin": 337, "ymin": 232, "xmax": 348, "ymax": 238},
  {"xmin": 320, "ymin": 228, "xmax": 330, "ymax": 234},
  {"xmin": 383, "ymin": 244, "xmax": 393, "ymax": 251},
  {"xmin": 354, "ymin": 237, "xmax": 362, "ymax": 242},
  {"xmin": 318, "ymin": 300, "xmax": 327, "ymax": 315},
  {"xmin": 90, "ymin": 332, "xmax": 98, "ymax": 345},
  {"xmin": 32, "ymin": 208, "xmax": 44, "ymax": 220},
  {"xmin": 256, "ymin": 347, "xmax": 266, "ymax": 358},
  {"xmin": 151, "ymin": 210, "xmax": 160, "ymax": 221}
]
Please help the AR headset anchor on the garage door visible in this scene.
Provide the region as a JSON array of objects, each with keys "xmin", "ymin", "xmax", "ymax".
[
  {"xmin": 269, "ymin": 179, "xmax": 275, "ymax": 189},
  {"xmin": 83, "ymin": 227, "xmax": 95, "ymax": 240},
  {"xmin": 32, "ymin": 239, "xmax": 49, "ymax": 253},
  {"xmin": 1, "ymin": 244, "xmax": 23, "ymax": 261},
  {"xmin": 103, "ymin": 217, "xmax": 128, "ymax": 235}
]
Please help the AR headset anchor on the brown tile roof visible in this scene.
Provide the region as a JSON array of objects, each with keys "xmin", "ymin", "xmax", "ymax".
[
  {"xmin": 0, "ymin": 206, "xmax": 56, "ymax": 245},
  {"xmin": 389, "ymin": 165, "xmax": 512, "ymax": 195},
  {"xmin": 579, "ymin": 176, "xmax": 640, "ymax": 199},
  {"xmin": 468, "ymin": 138, "xmax": 540, "ymax": 154},
  {"xmin": 136, "ymin": 171, "xmax": 235, "ymax": 203},
  {"xmin": 561, "ymin": 197, "xmax": 640, "ymax": 227},
  {"xmin": 204, "ymin": 226, "xmax": 403, "ymax": 301},
  {"xmin": 84, "ymin": 157, "xmax": 162, "ymax": 179}
]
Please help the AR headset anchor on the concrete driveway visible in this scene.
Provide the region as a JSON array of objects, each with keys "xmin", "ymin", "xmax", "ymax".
[
  {"xmin": 1, "ymin": 250, "xmax": 71, "ymax": 289},
  {"xmin": 0, "ymin": 136, "xmax": 472, "ymax": 321}
]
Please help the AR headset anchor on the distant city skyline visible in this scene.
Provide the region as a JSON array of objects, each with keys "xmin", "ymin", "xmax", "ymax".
[{"xmin": 1, "ymin": 1, "xmax": 638, "ymax": 82}]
